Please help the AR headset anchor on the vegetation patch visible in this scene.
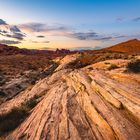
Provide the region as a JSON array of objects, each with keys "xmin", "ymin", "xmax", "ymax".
[
  {"xmin": 0, "ymin": 95, "xmax": 39, "ymax": 136},
  {"xmin": 67, "ymin": 53, "xmax": 96, "ymax": 69},
  {"xmin": 126, "ymin": 59, "xmax": 140, "ymax": 73},
  {"xmin": 0, "ymin": 107, "xmax": 28, "ymax": 135},
  {"xmin": 22, "ymin": 95, "xmax": 39, "ymax": 109}
]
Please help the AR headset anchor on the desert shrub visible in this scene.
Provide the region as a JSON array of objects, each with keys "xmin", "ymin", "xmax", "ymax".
[
  {"xmin": 23, "ymin": 95, "xmax": 38, "ymax": 109},
  {"xmin": 127, "ymin": 59, "xmax": 140, "ymax": 73},
  {"xmin": 67, "ymin": 60, "xmax": 83, "ymax": 69},
  {"xmin": 0, "ymin": 91, "xmax": 6, "ymax": 97},
  {"xmin": 0, "ymin": 95, "xmax": 39, "ymax": 135},
  {"xmin": 67, "ymin": 53, "xmax": 96, "ymax": 69},
  {"xmin": 0, "ymin": 107, "xmax": 28, "ymax": 135},
  {"xmin": 77, "ymin": 53, "xmax": 95, "ymax": 66},
  {"xmin": 108, "ymin": 64, "xmax": 118, "ymax": 70}
]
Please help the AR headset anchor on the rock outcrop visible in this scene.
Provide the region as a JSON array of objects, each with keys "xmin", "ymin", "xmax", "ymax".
[{"xmin": 0, "ymin": 55, "xmax": 140, "ymax": 140}]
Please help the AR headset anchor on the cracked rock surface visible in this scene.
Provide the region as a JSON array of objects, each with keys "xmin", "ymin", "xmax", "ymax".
[{"xmin": 1, "ymin": 55, "xmax": 140, "ymax": 140}]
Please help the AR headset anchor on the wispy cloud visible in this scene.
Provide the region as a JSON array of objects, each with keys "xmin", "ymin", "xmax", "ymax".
[
  {"xmin": 0, "ymin": 30, "xmax": 26, "ymax": 40},
  {"xmin": 43, "ymin": 41, "xmax": 50, "ymax": 43},
  {"xmin": 19, "ymin": 23, "xmax": 46, "ymax": 32},
  {"xmin": 0, "ymin": 21, "xmax": 26, "ymax": 41},
  {"xmin": 0, "ymin": 39, "xmax": 21, "ymax": 45},
  {"xmin": 71, "ymin": 46, "xmax": 94, "ymax": 50},
  {"xmin": 70, "ymin": 32, "xmax": 98, "ymax": 40},
  {"xmin": 36, "ymin": 35, "xmax": 45, "ymax": 38},
  {"xmin": 31, "ymin": 40, "xmax": 50, "ymax": 43},
  {"xmin": 70, "ymin": 46, "xmax": 103, "ymax": 51},
  {"xmin": 116, "ymin": 17, "xmax": 125, "ymax": 22},
  {"xmin": 39, "ymin": 47, "xmax": 54, "ymax": 50},
  {"xmin": 10, "ymin": 26, "xmax": 21, "ymax": 32},
  {"xmin": 18, "ymin": 23, "xmax": 69, "ymax": 33},
  {"xmin": 67, "ymin": 32, "xmax": 126, "ymax": 41},
  {"xmin": 0, "ymin": 19, "xmax": 7, "ymax": 25},
  {"xmin": 132, "ymin": 17, "xmax": 140, "ymax": 22}
]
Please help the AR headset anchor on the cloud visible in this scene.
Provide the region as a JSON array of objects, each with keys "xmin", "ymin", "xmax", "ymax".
[
  {"xmin": 39, "ymin": 47, "xmax": 53, "ymax": 50},
  {"xmin": 18, "ymin": 23, "xmax": 69, "ymax": 33},
  {"xmin": 95, "ymin": 36, "xmax": 112, "ymax": 41},
  {"xmin": 43, "ymin": 41, "xmax": 50, "ymax": 43},
  {"xmin": 116, "ymin": 17, "xmax": 125, "ymax": 22},
  {"xmin": 71, "ymin": 46, "xmax": 104, "ymax": 51},
  {"xmin": 93, "ymin": 46, "xmax": 103, "ymax": 50},
  {"xmin": 0, "ymin": 30, "xmax": 26, "ymax": 40},
  {"xmin": 0, "ymin": 19, "xmax": 127, "ymax": 44},
  {"xmin": 71, "ymin": 46, "xmax": 94, "ymax": 51},
  {"xmin": 17, "ymin": 22, "xmax": 126, "ymax": 42},
  {"xmin": 19, "ymin": 23, "xmax": 46, "ymax": 32},
  {"xmin": 10, "ymin": 32, "xmax": 25, "ymax": 40},
  {"xmin": 10, "ymin": 26, "xmax": 21, "ymax": 32},
  {"xmin": 70, "ymin": 32, "xmax": 98, "ymax": 40},
  {"xmin": 68, "ymin": 32, "xmax": 127, "ymax": 41},
  {"xmin": 37, "ymin": 35, "xmax": 45, "ymax": 38},
  {"xmin": 0, "ymin": 19, "xmax": 7, "ymax": 25},
  {"xmin": 0, "ymin": 39, "xmax": 21, "ymax": 45},
  {"xmin": 0, "ymin": 23, "xmax": 26, "ymax": 40},
  {"xmin": 0, "ymin": 30, "xmax": 8, "ymax": 34},
  {"xmin": 113, "ymin": 35, "xmax": 126, "ymax": 38},
  {"xmin": 31, "ymin": 40, "xmax": 50, "ymax": 43},
  {"xmin": 132, "ymin": 17, "xmax": 140, "ymax": 22},
  {"xmin": 0, "ymin": 19, "xmax": 26, "ymax": 40},
  {"xmin": 67, "ymin": 31, "xmax": 114, "ymax": 41}
]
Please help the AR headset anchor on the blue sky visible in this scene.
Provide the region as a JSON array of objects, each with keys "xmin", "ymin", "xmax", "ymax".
[{"xmin": 0, "ymin": 0, "xmax": 140, "ymax": 50}]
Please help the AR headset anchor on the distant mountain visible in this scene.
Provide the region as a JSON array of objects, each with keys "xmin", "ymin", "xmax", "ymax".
[
  {"xmin": 104, "ymin": 39, "xmax": 140, "ymax": 53},
  {"xmin": 0, "ymin": 43, "xmax": 72, "ymax": 55},
  {"xmin": 0, "ymin": 44, "xmax": 22, "ymax": 55}
]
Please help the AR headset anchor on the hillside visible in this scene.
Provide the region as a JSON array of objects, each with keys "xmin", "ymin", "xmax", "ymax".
[
  {"xmin": 0, "ymin": 53, "xmax": 140, "ymax": 140},
  {"xmin": 103, "ymin": 39, "xmax": 140, "ymax": 53}
]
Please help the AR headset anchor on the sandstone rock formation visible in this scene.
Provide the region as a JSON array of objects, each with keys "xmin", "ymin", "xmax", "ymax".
[{"xmin": 0, "ymin": 55, "xmax": 140, "ymax": 140}]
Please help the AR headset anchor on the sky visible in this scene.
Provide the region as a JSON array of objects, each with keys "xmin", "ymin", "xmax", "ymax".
[{"xmin": 0, "ymin": 0, "xmax": 140, "ymax": 50}]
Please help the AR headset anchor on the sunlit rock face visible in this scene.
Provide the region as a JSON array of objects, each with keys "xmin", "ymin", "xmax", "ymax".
[{"xmin": 0, "ymin": 54, "xmax": 140, "ymax": 140}]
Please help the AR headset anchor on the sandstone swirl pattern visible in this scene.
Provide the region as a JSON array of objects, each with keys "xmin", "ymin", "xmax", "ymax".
[{"xmin": 0, "ymin": 55, "xmax": 140, "ymax": 140}]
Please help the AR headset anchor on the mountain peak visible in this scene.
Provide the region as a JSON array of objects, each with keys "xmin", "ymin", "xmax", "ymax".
[
  {"xmin": 104, "ymin": 39, "xmax": 140, "ymax": 53},
  {"xmin": 127, "ymin": 38, "xmax": 139, "ymax": 42}
]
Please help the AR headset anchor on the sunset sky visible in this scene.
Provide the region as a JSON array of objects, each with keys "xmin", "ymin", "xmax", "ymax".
[{"xmin": 0, "ymin": 0, "xmax": 140, "ymax": 50}]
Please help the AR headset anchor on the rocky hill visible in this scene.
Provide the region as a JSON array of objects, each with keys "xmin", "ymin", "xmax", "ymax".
[
  {"xmin": 0, "ymin": 43, "xmax": 72, "ymax": 55},
  {"xmin": 0, "ymin": 53, "xmax": 140, "ymax": 140},
  {"xmin": 103, "ymin": 39, "xmax": 140, "ymax": 53}
]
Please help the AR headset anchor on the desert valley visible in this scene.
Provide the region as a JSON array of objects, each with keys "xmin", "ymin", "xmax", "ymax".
[{"xmin": 0, "ymin": 39, "xmax": 140, "ymax": 139}]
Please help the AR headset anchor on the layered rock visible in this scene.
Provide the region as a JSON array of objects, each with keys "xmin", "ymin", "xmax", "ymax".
[{"xmin": 0, "ymin": 54, "xmax": 140, "ymax": 140}]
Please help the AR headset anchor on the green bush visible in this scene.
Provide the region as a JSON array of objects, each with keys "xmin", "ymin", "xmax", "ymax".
[{"xmin": 127, "ymin": 59, "xmax": 140, "ymax": 73}]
